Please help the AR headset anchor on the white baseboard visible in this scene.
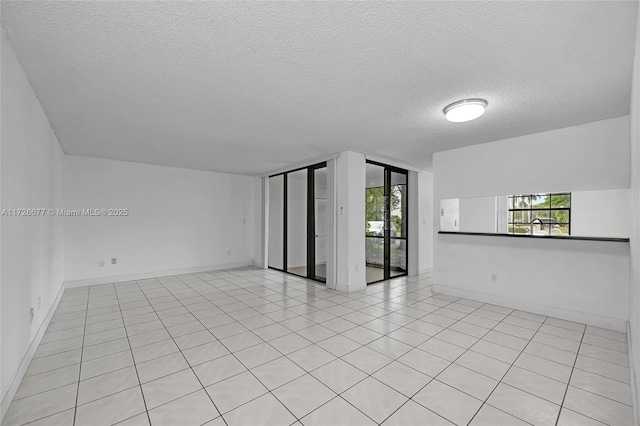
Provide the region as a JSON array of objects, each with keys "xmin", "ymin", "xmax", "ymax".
[
  {"xmin": 64, "ymin": 261, "xmax": 253, "ymax": 288},
  {"xmin": 1, "ymin": 283, "xmax": 65, "ymax": 422},
  {"xmin": 335, "ymin": 281, "xmax": 366, "ymax": 294},
  {"xmin": 1, "ymin": 261, "xmax": 253, "ymax": 421},
  {"xmin": 432, "ymin": 283, "xmax": 627, "ymax": 333},
  {"xmin": 629, "ymin": 322, "xmax": 639, "ymax": 426},
  {"xmin": 419, "ymin": 267, "xmax": 433, "ymax": 275}
]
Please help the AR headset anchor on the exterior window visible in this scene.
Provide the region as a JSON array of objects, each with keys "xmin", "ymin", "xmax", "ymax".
[{"xmin": 508, "ymin": 193, "xmax": 571, "ymax": 235}]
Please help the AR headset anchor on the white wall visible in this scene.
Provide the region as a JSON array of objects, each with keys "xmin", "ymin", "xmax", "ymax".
[
  {"xmin": 459, "ymin": 196, "xmax": 496, "ymax": 233},
  {"xmin": 435, "ymin": 116, "xmax": 630, "ymax": 198},
  {"xmin": 437, "ymin": 235, "xmax": 629, "ymax": 330},
  {"xmin": 63, "ymin": 155, "xmax": 257, "ymax": 283},
  {"xmin": 433, "ymin": 116, "xmax": 631, "ymax": 332},
  {"xmin": 572, "ymin": 189, "xmax": 629, "ymax": 238},
  {"xmin": 409, "ymin": 170, "xmax": 434, "ymax": 276},
  {"xmin": 1, "ymin": 35, "xmax": 65, "ymax": 417},
  {"xmin": 444, "ymin": 189, "xmax": 629, "ymax": 238},
  {"xmin": 496, "ymin": 196, "xmax": 509, "ymax": 233},
  {"xmin": 628, "ymin": 7, "xmax": 640, "ymax": 423},
  {"xmin": 252, "ymin": 177, "xmax": 264, "ymax": 268},
  {"xmin": 418, "ymin": 171, "xmax": 434, "ymax": 273}
]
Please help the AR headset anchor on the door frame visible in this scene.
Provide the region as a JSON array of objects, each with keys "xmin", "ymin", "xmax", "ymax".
[
  {"xmin": 365, "ymin": 160, "xmax": 409, "ymax": 284},
  {"xmin": 267, "ymin": 161, "xmax": 327, "ymax": 283}
]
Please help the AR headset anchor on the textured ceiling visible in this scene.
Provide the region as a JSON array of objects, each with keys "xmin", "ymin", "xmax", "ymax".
[{"xmin": 1, "ymin": 1, "xmax": 638, "ymax": 175}]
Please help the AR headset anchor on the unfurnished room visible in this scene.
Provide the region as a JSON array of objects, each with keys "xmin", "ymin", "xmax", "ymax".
[{"xmin": 1, "ymin": 1, "xmax": 640, "ymax": 425}]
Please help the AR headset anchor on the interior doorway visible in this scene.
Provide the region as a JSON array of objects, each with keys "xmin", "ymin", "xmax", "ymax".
[{"xmin": 365, "ymin": 161, "xmax": 408, "ymax": 284}]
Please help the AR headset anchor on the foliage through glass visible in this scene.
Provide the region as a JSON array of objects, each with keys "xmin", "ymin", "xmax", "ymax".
[{"xmin": 507, "ymin": 193, "xmax": 571, "ymax": 235}]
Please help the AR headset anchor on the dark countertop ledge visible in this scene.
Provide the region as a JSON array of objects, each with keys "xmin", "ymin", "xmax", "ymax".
[{"xmin": 438, "ymin": 231, "xmax": 629, "ymax": 243}]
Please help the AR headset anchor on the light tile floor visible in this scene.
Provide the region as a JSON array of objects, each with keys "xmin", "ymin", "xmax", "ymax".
[{"xmin": 3, "ymin": 268, "xmax": 634, "ymax": 426}]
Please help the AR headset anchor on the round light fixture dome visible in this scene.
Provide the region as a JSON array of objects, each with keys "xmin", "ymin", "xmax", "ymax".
[{"xmin": 443, "ymin": 99, "xmax": 487, "ymax": 123}]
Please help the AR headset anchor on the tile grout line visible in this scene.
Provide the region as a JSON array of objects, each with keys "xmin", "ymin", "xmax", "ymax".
[
  {"xmin": 131, "ymin": 278, "xmax": 229, "ymax": 425},
  {"xmin": 112, "ymin": 280, "xmax": 153, "ymax": 426},
  {"xmin": 8, "ymin": 269, "xmax": 631, "ymax": 426},
  {"xmin": 261, "ymin": 284, "xmax": 429, "ymax": 424},
  {"xmin": 302, "ymin": 279, "xmax": 473, "ymax": 424},
  {"xmin": 469, "ymin": 310, "xmax": 564, "ymax": 423},
  {"xmin": 553, "ymin": 318, "xmax": 586, "ymax": 426},
  {"xmin": 16, "ymin": 281, "xmax": 423, "ymax": 413},
  {"xmin": 173, "ymin": 314, "xmax": 238, "ymax": 425},
  {"xmin": 237, "ymin": 272, "xmax": 546, "ymax": 425},
  {"xmin": 378, "ymin": 297, "xmax": 505, "ymax": 425},
  {"xmin": 146, "ymin": 273, "xmax": 309, "ymax": 423},
  {"xmin": 71, "ymin": 288, "xmax": 90, "ymax": 426},
  {"xmin": 472, "ymin": 313, "xmax": 587, "ymax": 425},
  {"xmin": 423, "ymin": 301, "xmax": 569, "ymax": 424},
  {"xmin": 69, "ymin": 270, "xmax": 360, "ymax": 420},
  {"xmin": 253, "ymin": 271, "xmax": 408, "ymax": 425},
  {"xmin": 276, "ymin": 290, "xmax": 477, "ymax": 425},
  {"xmin": 173, "ymin": 273, "xmax": 306, "ymax": 424}
]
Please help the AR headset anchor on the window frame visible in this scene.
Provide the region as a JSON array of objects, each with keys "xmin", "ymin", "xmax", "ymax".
[{"xmin": 507, "ymin": 192, "xmax": 571, "ymax": 236}]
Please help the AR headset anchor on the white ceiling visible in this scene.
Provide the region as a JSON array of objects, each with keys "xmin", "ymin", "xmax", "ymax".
[{"xmin": 2, "ymin": 1, "xmax": 638, "ymax": 175}]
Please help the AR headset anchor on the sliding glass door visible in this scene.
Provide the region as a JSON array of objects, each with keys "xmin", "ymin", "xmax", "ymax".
[
  {"xmin": 365, "ymin": 163, "xmax": 386, "ymax": 283},
  {"xmin": 365, "ymin": 161, "xmax": 408, "ymax": 284},
  {"xmin": 389, "ymin": 171, "xmax": 407, "ymax": 278},
  {"xmin": 314, "ymin": 167, "xmax": 328, "ymax": 281},
  {"xmin": 268, "ymin": 162, "xmax": 327, "ymax": 283},
  {"xmin": 287, "ymin": 169, "xmax": 308, "ymax": 276}
]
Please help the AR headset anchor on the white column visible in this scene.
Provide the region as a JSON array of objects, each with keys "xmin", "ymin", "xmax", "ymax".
[
  {"xmin": 418, "ymin": 171, "xmax": 434, "ymax": 274},
  {"xmin": 335, "ymin": 151, "xmax": 366, "ymax": 292}
]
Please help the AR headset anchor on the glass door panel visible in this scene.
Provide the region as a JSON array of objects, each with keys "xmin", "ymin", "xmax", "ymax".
[
  {"xmin": 365, "ymin": 162, "xmax": 408, "ymax": 283},
  {"xmin": 286, "ymin": 169, "xmax": 307, "ymax": 277},
  {"xmin": 390, "ymin": 171, "xmax": 407, "ymax": 278},
  {"xmin": 314, "ymin": 167, "xmax": 328, "ymax": 281},
  {"xmin": 268, "ymin": 175, "xmax": 284, "ymax": 270},
  {"xmin": 268, "ymin": 161, "xmax": 327, "ymax": 284},
  {"xmin": 389, "ymin": 238, "xmax": 407, "ymax": 278},
  {"xmin": 365, "ymin": 163, "xmax": 386, "ymax": 284}
]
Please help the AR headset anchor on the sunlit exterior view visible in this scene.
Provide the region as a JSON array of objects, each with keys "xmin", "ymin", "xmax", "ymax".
[{"xmin": 507, "ymin": 193, "xmax": 571, "ymax": 235}]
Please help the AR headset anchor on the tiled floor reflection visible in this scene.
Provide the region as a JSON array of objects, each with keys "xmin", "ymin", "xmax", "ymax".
[{"xmin": 3, "ymin": 268, "xmax": 633, "ymax": 425}]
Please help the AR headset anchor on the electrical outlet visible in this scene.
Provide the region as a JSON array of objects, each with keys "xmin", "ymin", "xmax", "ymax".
[
  {"xmin": 491, "ymin": 273, "xmax": 497, "ymax": 283},
  {"xmin": 99, "ymin": 260, "xmax": 105, "ymax": 267},
  {"xmin": 227, "ymin": 250, "xmax": 231, "ymax": 256},
  {"xmin": 29, "ymin": 307, "xmax": 34, "ymax": 323},
  {"xmin": 111, "ymin": 258, "xmax": 117, "ymax": 265}
]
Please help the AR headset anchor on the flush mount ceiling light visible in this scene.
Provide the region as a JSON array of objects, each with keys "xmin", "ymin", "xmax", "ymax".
[{"xmin": 443, "ymin": 99, "xmax": 488, "ymax": 123}]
